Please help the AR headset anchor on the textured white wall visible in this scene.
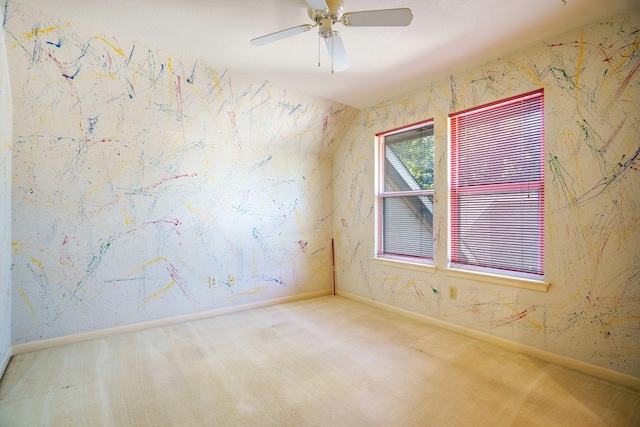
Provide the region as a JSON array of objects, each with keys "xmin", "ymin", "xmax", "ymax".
[
  {"xmin": 5, "ymin": 2, "xmax": 357, "ymax": 343},
  {"xmin": 333, "ymin": 13, "xmax": 640, "ymax": 377},
  {"xmin": 0, "ymin": 7, "xmax": 13, "ymax": 372}
]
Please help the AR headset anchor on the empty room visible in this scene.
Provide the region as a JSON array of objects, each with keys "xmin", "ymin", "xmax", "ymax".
[{"xmin": 1, "ymin": 0, "xmax": 639, "ymax": 425}]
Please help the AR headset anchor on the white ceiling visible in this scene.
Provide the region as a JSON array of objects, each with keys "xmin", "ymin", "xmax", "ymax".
[{"xmin": 19, "ymin": 0, "xmax": 640, "ymax": 109}]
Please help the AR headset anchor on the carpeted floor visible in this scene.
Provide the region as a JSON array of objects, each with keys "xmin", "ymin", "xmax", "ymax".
[{"xmin": 1, "ymin": 295, "xmax": 639, "ymax": 426}]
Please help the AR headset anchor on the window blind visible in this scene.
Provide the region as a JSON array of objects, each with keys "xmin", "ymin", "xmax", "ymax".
[
  {"xmin": 450, "ymin": 90, "xmax": 544, "ymax": 276},
  {"xmin": 377, "ymin": 121, "xmax": 435, "ymax": 261}
]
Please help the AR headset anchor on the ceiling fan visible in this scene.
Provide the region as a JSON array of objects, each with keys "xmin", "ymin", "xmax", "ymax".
[{"xmin": 250, "ymin": 0, "xmax": 413, "ymax": 72}]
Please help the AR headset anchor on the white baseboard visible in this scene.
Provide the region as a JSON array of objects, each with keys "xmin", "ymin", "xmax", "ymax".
[
  {"xmin": 337, "ymin": 290, "xmax": 640, "ymax": 392},
  {"xmin": 12, "ymin": 289, "xmax": 332, "ymax": 355},
  {"xmin": 0, "ymin": 346, "xmax": 11, "ymax": 380}
]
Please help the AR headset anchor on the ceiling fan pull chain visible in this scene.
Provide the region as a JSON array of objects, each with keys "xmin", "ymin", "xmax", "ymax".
[{"xmin": 331, "ymin": 35, "xmax": 334, "ymax": 74}]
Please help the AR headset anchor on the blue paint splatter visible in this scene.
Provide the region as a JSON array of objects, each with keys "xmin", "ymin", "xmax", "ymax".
[
  {"xmin": 127, "ymin": 43, "xmax": 135, "ymax": 64},
  {"xmin": 88, "ymin": 116, "xmax": 98, "ymax": 134},
  {"xmin": 62, "ymin": 67, "xmax": 80, "ymax": 80},
  {"xmin": 254, "ymin": 275, "xmax": 287, "ymax": 286},
  {"xmin": 46, "ymin": 39, "xmax": 61, "ymax": 48},
  {"xmin": 187, "ymin": 60, "xmax": 197, "ymax": 84}
]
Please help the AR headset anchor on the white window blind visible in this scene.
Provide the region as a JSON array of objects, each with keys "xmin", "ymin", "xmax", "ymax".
[
  {"xmin": 450, "ymin": 90, "xmax": 544, "ymax": 277},
  {"xmin": 377, "ymin": 121, "xmax": 434, "ymax": 261}
]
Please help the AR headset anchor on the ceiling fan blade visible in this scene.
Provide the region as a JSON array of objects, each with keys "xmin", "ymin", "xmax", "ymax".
[
  {"xmin": 324, "ymin": 33, "xmax": 349, "ymax": 72},
  {"xmin": 305, "ymin": 0, "xmax": 329, "ymax": 11},
  {"xmin": 251, "ymin": 24, "xmax": 314, "ymax": 46},
  {"xmin": 342, "ymin": 8, "xmax": 413, "ymax": 27}
]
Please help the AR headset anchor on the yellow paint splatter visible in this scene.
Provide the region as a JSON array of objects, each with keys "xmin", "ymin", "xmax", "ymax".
[
  {"xmin": 391, "ymin": 279, "xmax": 416, "ymax": 304},
  {"xmin": 18, "ymin": 288, "xmax": 37, "ymax": 318},
  {"xmin": 94, "ymin": 36, "xmax": 126, "ymax": 57},
  {"xmin": 228, "ymin": 286, "xmax": 268, "ymax": 297},
  {"xmin": 30, "ymin": 256, "xmax": 43, "ymax": 269},
  {"xmin": 400, "ymin": 279, "xmax": 416, "ymax": 291},
  {"xmin": 10, "ymin": 24, "xmax": 67, "ymax": 48},
  {"xmin": 611, "ymin": 37, "xmax": 640, "ymax": 75},
  {"xmin": 292, "ymin": 129, "xmax": 313, "ymax": 138},
  {"xmin": 29, "ymin": 25, "xmax": 61, "ymax": 37},
  {"xmin": 136, "ymin": 280, "xmax": 175, "ymax": 310},
  {"xmin": 501, "ymin": 303, "xmax": 543, "ymax": 330},
  {"xmin": 85, "ymin": 73, "xmax": 117, "ymax": 81},
  {"xmin": 507, "ymin": 57, "xmax": 544, "ymax": 87},
  {"xmin": 167, "ymin": 57, "xmax": 174, "ymax": 98},
  {"xmin": 127, "ymin": 257, "xmax": 168, "ymax": 276},
  {"xmin": 180, "ymin": 199, "xmax": 205, "ymax": 218},
  {"xmin": 371, "ymin": 277, "xmax": 400, "ymax": 282},
  {"xmin": 607, "ymin": 313, "xmax": 640, "ymax": 328}
]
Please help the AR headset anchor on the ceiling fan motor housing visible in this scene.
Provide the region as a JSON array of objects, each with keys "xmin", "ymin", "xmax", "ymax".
[
  {"xmin": 309, "ymin": 0, "xmax": 344, "ymax": 39},
  {"xmin": 318, "ymin": 18, "xmax": 334, "ymax": 39},
  {"xmin": 308, "ymin": 0, "xmax": 344, "ymax": 23}
]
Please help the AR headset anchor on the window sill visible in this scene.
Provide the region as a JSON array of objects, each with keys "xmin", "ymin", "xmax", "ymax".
[
  {"xmin": 444, "ymin": 268, "xmax": 550, "ymax": 292},
  {"xmin": 372, "ymin": 257, "xmax": 436, "ymax": 274}
]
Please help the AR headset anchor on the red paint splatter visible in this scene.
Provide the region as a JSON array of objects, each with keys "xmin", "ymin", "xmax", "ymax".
[
  {"xmin": 341, "ymin": 218, "xmax": 351, "ymax": 238},
  {"xmin": 605, "ymin": 59, "xmax": 640, "ymax": 111},
  {"xmin": 120, "ymin": 218, "xmax": 183, "ymax": 238},
  {"xmin": 586, "ymin": 292, "xmax": 611, "ymax": 339},
  {"xmin": 601, "ymin": 118, "xmax": 625, "ymax": 153},
  {"xmin": 138, "ymin": 173, "xmax": 198, "ymax": 191},
  {"xmin": 167, "ymin": 263, "xmax": 199, "ymax": 308},
  {"xmin": 494, "ymin": 307, "xmax": 536, "ymax": 327},
  {"xmin": 59, "ymin": 235, "xmax": 69, "ymax": 264},
  {"xmin": 298, "ymin": 240, "xmax": 307, "ymax": 253}
]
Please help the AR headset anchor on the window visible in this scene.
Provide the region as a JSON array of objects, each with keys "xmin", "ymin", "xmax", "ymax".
[
  {"xmin": 449, "ymin": 90, "xmax": 544, "ymax": 279},
  {"xmin": 376, "ymin": 121, "xmax": 434, "ymax": 262}
]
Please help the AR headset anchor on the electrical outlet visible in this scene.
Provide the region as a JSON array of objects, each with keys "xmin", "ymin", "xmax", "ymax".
[
  {"xmin": 449, "ymin": 286, "xmax": 457, "ymax": 300},
  {"xmin": 208, "ymin": 277, "xmax": 217, "ymax": 288},
  {"xmin": 228, "ymin": 275, "xmax": 236, "ymax": 286}
]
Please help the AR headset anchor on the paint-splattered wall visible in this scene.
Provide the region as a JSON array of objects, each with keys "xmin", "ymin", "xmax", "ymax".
[
  {"xmin": 1, "ymin": 8, "xmax": 13, "ymax": 371},
  {"xmin": 333, "ymin": 13, "xmax": 640, "ymax": 377},
  {"xmin": 5, "ymin": 1, "xmax": 358, "ymax": 344}
]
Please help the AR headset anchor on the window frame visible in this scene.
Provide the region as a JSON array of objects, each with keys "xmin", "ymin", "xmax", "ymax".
[
  {"xmin": 375, "ymin": 119, "xmax": 435, "ymax": 265},
  {"xmin": 448, "ymin": 89, "xmax": 545, "ymax": 281}
]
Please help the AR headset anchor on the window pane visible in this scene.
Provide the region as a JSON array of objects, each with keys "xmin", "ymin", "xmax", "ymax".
[
  {"xmin": 383, "ymin": 195, "xmax": 434, "ymax": 258},
  {"xmin": 453, "ymin": 191, "xmax": 542, "ymax": 275},
  {"xmin": 384, "ymin": 126, "xmax": 434, "ymax": 192},
  {"xmin": 456, "ymin": 102, "xmax": 543, "ymax": 187}
]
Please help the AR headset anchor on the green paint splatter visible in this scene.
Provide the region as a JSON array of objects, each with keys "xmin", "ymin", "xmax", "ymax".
[
  {"xmin": 550, "ymin": 67, "xmax": 575, "ymax": 90},
  {"xmin": 548, "ymin": 154, "xmax": 577, "ymax": 204},
  {"xmin": 86, "ymin": 242, "xmax": 111, "ymax": 274},
  {"xmin": 252, "ymin": 228, "xmax": 269, "ymax": 254}
]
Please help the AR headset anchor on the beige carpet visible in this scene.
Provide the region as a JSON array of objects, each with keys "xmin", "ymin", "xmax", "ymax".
[{"xmin": 1, "ymin": 295, "xmax": 639, "ymax": 426}]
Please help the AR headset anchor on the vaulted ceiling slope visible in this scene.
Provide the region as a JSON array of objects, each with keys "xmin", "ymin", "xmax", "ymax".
[{"xmin": 17, "ymin": 0, "xmax": 640, "ymax": 108}]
